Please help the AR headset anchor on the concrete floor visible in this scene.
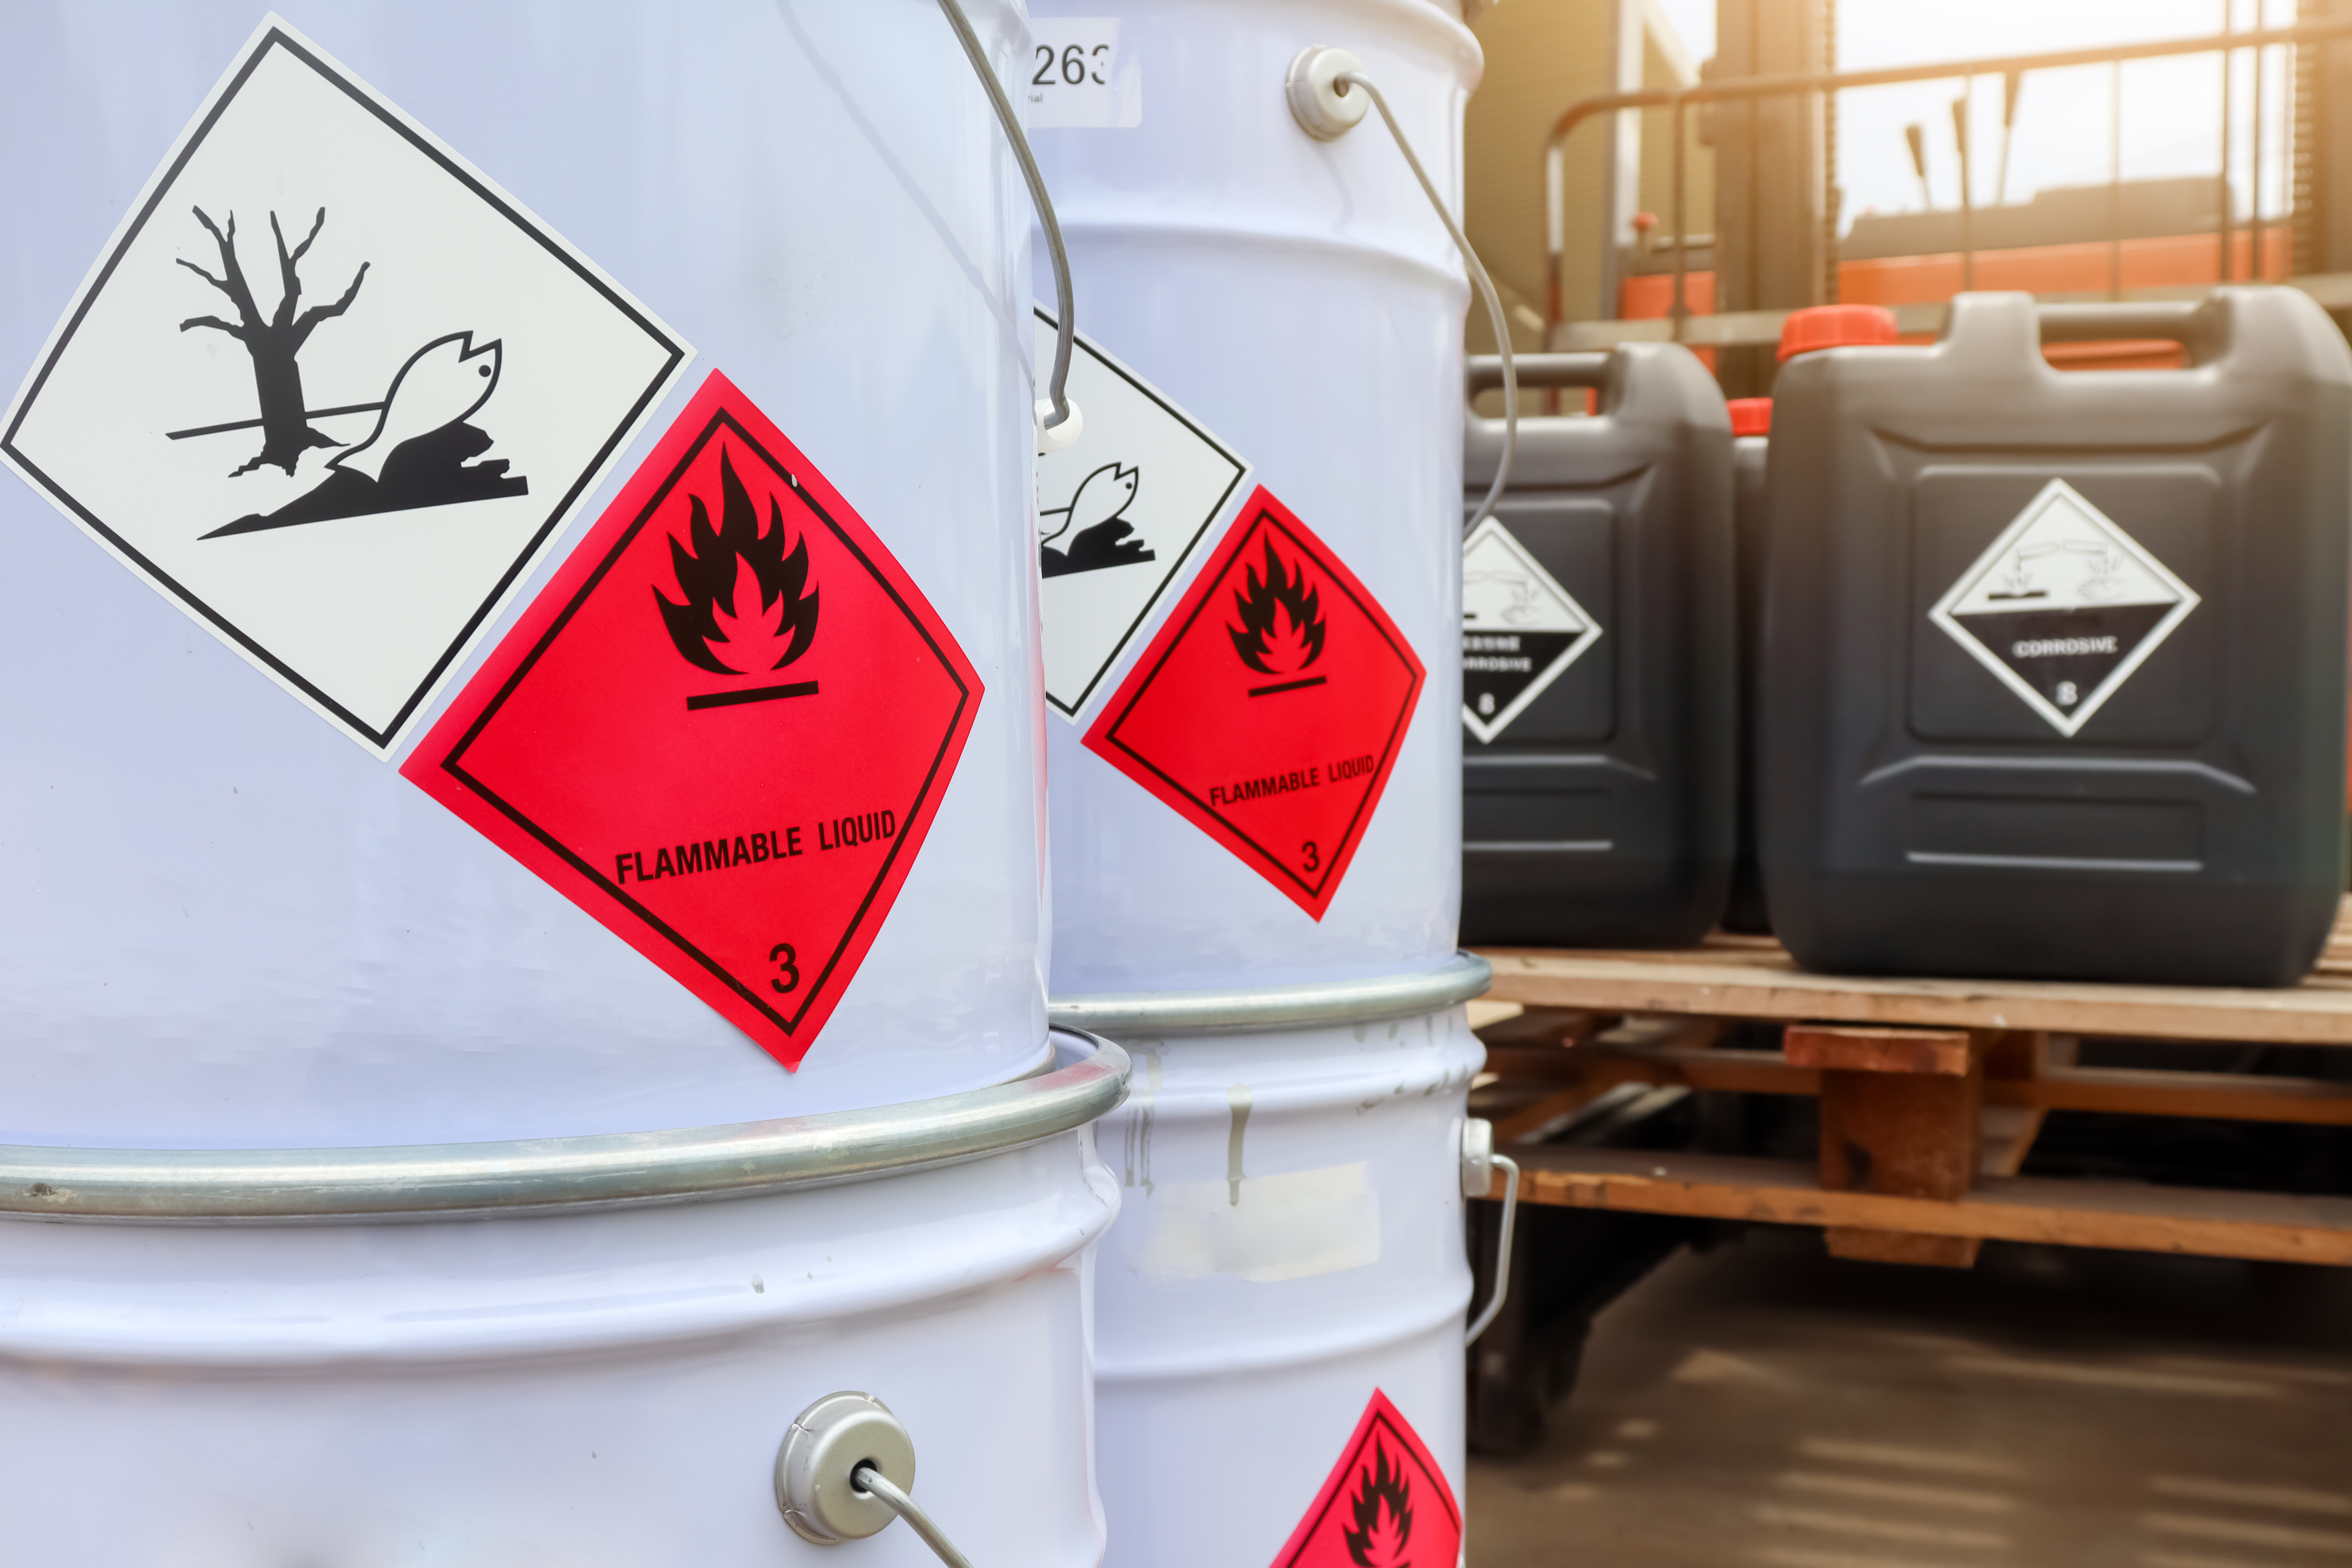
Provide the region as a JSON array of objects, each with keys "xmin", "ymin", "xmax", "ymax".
[{"xmin": 1469, "ymin": 1227, "xmax": 2352, "ymax": 1568}]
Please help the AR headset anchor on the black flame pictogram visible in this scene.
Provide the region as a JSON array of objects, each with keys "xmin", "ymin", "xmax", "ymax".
[
  {"xmin": 1228, "ymin": 537, "xmax": 1327, "ymax": 676},
  {"xmin": 656, "ymin": 446, "xmax": 819, "ymax": 676},
  {"xmin": 1342, "ymin": 1440, "xmax": 1414, "ymax": 1568}
]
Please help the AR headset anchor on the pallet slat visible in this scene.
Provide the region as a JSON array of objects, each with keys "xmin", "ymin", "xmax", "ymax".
[
  {"xmin": 1547, "ymin": 1042, "xmax": 2352, "ymax": 1125},
  {"xmin": 1494, "ymin": 1147, "xmax": 2352, "ymax": 1267},
  {"xmin": 1477, "ymin": 929, "xmax": 2352, "ymax": 1047}
]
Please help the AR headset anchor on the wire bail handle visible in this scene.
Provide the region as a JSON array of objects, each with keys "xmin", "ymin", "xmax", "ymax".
[
  {"xmin": 1285, "ymin": 45, "xmax": 1519, "ymax": 532},
  {"xmin": 935, "ymin": 0, "xmax": 1082, "ymax": 453}
]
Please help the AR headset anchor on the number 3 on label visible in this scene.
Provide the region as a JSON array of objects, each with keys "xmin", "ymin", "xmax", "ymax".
[
  {"xmin": 1301, "ymin": 840, "xmax": 1320, "ymax": 873},
  {"xmin": 1033, "ymin": 42, "xmax": 1110, "ymax": 87},
  {"xmin": 769, "ymin": 942, "xmax": 800, "ymax": 995}
]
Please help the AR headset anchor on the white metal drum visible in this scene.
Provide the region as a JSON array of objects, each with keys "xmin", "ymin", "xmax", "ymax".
[
  {"xmin": 1062, "ymin": 997, "xmax": 1486, "ymax": 1567},
  {"xmin": 0, "ymin": 1034, "xmax": 1126, "ymax": 1566},
  {"xmin": 1031, "ymin": 0, "xmax": 1481, "ymax": 993},
  {"xmin": 1028, "ymin": 4, "xmax": 1489, "ymax": 1559},
  {"xmin": 0, "ymin": 0, "xmax": 1048, "ymax": 1147}
]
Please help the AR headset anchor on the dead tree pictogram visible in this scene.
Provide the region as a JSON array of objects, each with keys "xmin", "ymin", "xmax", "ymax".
[{"xmin": 177, "ymin": 206, "xmax": 369, "ymax": 477}]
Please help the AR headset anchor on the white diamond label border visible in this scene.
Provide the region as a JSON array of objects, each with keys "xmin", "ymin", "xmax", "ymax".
[
  {"xmin": 1927, "ymin": 477, "xmax": 2199, "ymax": 737},
  {"xmin": 1034, "ymin": 307, "xmax": 1250, "ymax": 720},
  {"xmin": 1461, "ymin": 513, "xmax": 1602, "ymax": 744},
  {"xmin": 0, "ymin": 14, "xmax": 691, "ymax": 758}
]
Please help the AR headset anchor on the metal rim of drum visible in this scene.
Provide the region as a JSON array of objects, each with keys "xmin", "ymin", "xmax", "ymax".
[
  {"xmin": 0, "ymin": 1029, "xmax": 1129, "ymax": 1225},
  {"xmin": 1047, "ymin": 951, "xmax": 1492, "ymax": 1037}
]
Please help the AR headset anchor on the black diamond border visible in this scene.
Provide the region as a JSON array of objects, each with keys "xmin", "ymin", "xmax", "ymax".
[
  {"xmin": 0, "ymin": 27, "xmax": 686, "ymax": 751},
  {"xmin": 435, "ymin": 409, "xmax": 973, "ymax": 1037},
  {"xmin": 1098, "ymin": 505, "xmax": 1424, "ymax": 901}
]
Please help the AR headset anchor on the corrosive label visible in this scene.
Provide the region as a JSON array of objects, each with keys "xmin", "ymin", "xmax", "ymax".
[
  {"xmin": 1034, "ymin": 309, "xmax": 1248, "ymax": 717},
  {"xmin": 0, "ymin": 15, "xmax": 688, "ymax": 755},
  {"xmin": 1461, "ymin": 513, "xmax": 1600, "ymax": 744},
  {"xmin": 403, "ymin": 372, "xmax": 980, "ymax": 1068},
  {"xmin": 1269, "ymin": 1390, "xmax": 1461, "ymax": 1568},
  {"xmin": 1929, "ymin": 477, "xmax": 2198, "ymax": 736},
  {"xmin": 1084, "ymin": 488, "xmax": 1423, "ymax": 920}
]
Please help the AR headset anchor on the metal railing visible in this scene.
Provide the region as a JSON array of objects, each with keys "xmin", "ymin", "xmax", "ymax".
[{"xmin": 1541, "ymin": 15, "xmax": 2352, "ymax": 344}]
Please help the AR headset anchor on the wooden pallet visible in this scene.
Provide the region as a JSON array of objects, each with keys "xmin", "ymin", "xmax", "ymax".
[
  {"xmin": 1478, "ymin": 919, "xmax": 2352, "ymax": 1047},
  {"xmin": 1468, "ymin": 903, "xmax": 2352, "ymax": 1269}
]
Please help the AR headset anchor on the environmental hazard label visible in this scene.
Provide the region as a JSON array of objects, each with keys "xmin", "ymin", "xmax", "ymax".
[
  {"xmin": 1083, "ymin": 488, "xmax": 1423, "ymax": 920},
  {"xmin": 402, "ymin": 372, "xmax": 980, "ymax": 1069},
  {"xmin": 1929, "ymin": 477, "xmax": 2198, "ymax": 736},
  {"xmin": 1269, "ymin": 1390, "xmax": 1461, "ymax": 1568},
  {"xmin": 0, "ymin": 16, "xmax": 688, "ymax": 755},
  {"xmin": 1461, "ymin": 514, "xmax": 1600, "ymax": 744},
  {"xmin": 1034, "ymin": 309, "xmax": 1249, "ymax": 717}
]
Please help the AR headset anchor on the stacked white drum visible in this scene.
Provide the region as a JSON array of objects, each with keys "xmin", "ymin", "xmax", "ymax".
[
  {"xmin": 1031, "ymin": 3, "xmax": 1494, "ymax": 1563},
  {"xmin": 0, "ymin": 4, "xmax": 1120, "ymax": 1563}
]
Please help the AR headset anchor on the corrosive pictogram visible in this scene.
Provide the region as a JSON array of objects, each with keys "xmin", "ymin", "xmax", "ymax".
[
  {"xmin": 1269, "ymin": 1390, "xmax": 1461, "ymax": 1568},
  {"xmin": 1929, "ymin": 477, "xmax": 2198, "ymax": 736},
  {"xmin": 403, "ymin": 372, "xmax": 979, "ymax": 1068},
  {"xmin": 1083, "ymin": 489, "xmax": 1423, "ymax": 920},
  {"xmin": 0, "ymin": 16, "xmax": 688, "ymax": 754},
  {"xmin": 1461, "ymin": 513, "xmax": 1600, "ymax": 744}
]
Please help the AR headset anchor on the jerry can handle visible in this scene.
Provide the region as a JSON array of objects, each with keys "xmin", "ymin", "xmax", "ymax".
[
  {"xmin": 2037, "ymin": 299, "xmax": 2218, "ymax": 363},
  {"xmin": 1468, "ymin": 351, "xmax": 1610, "ymax": 401}
]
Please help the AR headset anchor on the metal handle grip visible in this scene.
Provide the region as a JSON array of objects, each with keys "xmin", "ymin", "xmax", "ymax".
[{"xmin": 1461, "ymin": 1119, "xmax": 1519, "ymax": 1347}]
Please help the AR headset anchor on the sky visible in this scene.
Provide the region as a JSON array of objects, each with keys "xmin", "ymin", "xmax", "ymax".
[{"xmin": 1646, "ymin": 0, "xmax": 2294, "ymax": 232}]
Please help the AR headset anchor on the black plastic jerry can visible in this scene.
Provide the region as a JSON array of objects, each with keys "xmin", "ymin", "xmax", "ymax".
[
  {"xmin": 1724, "ymin": 395, "xmax": 1774, "ymax": 934},
  {"xmin": 1759, "ymin": 289, "xmax": 2352, "ymax": 986},
  {"xmin": 1724, "ymin": 309, "xmax": 1900, "ymax": 935},
  {"xmin": 1460, "ymin": 348, "xmax": 1735, "ymax": 947}
]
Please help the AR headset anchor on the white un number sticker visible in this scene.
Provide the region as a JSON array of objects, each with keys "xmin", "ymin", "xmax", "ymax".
[{"xmin": 1027, "ymin": 18, "xmax": 1142, "ymax": 129}]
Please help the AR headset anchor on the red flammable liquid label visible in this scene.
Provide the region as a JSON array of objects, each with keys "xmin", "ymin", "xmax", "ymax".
[
  {"xmin": 403, "ymin": 371, "xmax": 980, "ymax": 1069},
  {"xmin": 1270, "ymin": 1390, "xmax": 1461, "ymax": 1568},
  {"xmin": 1083, "ymin": 486, "xmax": 1423, "ymax": 919}
]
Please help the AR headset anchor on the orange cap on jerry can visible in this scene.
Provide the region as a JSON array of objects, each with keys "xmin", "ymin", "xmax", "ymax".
[
  {"xmin": 1777, "ymin": 304, "xmax": 1899, "ymax": 361},
  {"xmin": 1726, "ymin": 397, "xmax": 1773, "ymax": 437}
]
